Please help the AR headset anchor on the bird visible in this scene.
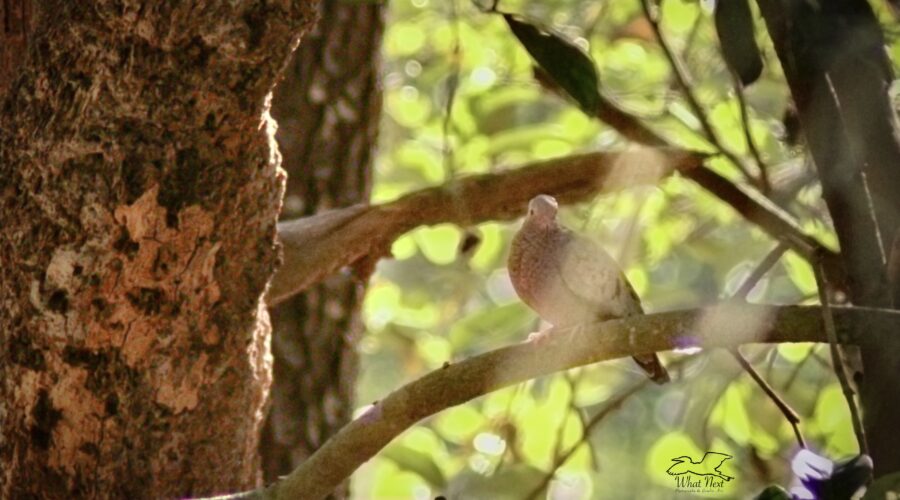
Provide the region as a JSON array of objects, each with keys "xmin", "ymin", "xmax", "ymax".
[
  {"xmin": 507, "ymin": 194, "xmax": 669, "ymax": 384},
  {"xmin": 667, "ymin": 452, "xmax": 734, "ymax": 481}
]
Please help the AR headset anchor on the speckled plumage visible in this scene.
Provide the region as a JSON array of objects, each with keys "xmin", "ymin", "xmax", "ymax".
[{"xmin": 508, "ymin": 195, "xmax": 669, "ymax": 384}]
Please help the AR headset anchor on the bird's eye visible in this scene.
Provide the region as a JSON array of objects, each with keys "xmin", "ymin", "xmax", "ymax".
[{"xmin": 528, "ymin": 209, "xmax": 534, "ymax": 216}]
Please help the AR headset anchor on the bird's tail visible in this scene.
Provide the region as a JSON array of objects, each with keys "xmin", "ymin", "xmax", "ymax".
[{"xmin": 633, "ymin": 354, "xmax": 670, "ymax": 384}]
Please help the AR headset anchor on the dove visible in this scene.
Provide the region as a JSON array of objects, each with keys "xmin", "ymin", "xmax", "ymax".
[{"xmin": 508, "ymin": 194, "xmax": 670, "ymax": 384}]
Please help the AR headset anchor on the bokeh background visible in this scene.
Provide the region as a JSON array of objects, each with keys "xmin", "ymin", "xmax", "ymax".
[{"xmin": 348, "ymin": 0, "xmax": 900, "ymax": 497}]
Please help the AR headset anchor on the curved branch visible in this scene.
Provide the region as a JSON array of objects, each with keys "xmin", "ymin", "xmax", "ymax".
[
  {"xmin": 267, "ymin": 143, "xmax": 839, "ymax": 306},
  {"xmin": 593, "ymin": 94, "xmax": 843, "ymax": 282},
  {"xmin": 220, "ymin": 304, "xmax": 900, "ymax": 499},
  {"xmin": 268, "ymin": 148, "xmax": 705, "ymax": 305},
  {"xmin": 639, "ymin": 0, "xmax": 758, "ymax": 186}
]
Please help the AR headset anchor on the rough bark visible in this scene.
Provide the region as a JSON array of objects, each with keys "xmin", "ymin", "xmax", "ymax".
[
  {"xmin": 0, "ymin": 0, "xmax": 34, "ymax": 95},
  {"xmin": 260, "ymin": 3, "xmax": 383, "ymax": 498},
  {"xmin": 757, "ymin": 0, "xmax": 900, "ymax": 475},
  {"xmin": 0, "ymin": 1, "xmax": 317, "ymax": 498}
]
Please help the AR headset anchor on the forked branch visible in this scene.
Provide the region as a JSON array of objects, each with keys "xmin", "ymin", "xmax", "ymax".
[
  {"xmin": 269, "ymin": 148, "xmax": 704, "ymax": 305},
  {"xmin": 210, "ymin": 304, "xmax": 900, "ymax": 500}
]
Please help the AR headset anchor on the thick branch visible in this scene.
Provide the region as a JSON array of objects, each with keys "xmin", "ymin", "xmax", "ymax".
[
  {"xmin": 270, "ymin": 53, "xmax": 842, "ymax": 306},
  {"xmin": 268, "ymin": 145, "xmax": 839, "ymax": 305},
  {"xmin": 756, "ymin": 0, "xmax": 900, "ymax": 475},
  {"xmin": 268, "ymin": 148, "xmax": 704, "ymax": 305},
  {"xmin": 224, "ymin": 304, "xmax": 900, "ymax": 500}
]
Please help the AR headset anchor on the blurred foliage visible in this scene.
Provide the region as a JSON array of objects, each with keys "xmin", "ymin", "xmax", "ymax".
[{"xmin": 350, "ymin": 0, "xmax": 900, "ymax": 498}]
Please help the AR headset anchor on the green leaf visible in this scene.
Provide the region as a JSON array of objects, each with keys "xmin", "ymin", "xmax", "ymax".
[
  {"xmin": 434, "ymin": 405, "xmax": 487, "ymax": 444},
  {"xmin": 754, "ymin": 485, "xmax": 792, "ymax": 500},
  {"xmin": 714, "ymin": 0, "xmax": 763, "ymax": 85},
  {"xmin": 415, "ymin": 224, "xmax": 462, "ymax": 265},
  {"xmin": 502, "ymin": 14, "xmax": 601, "ymax": 113},
  {"xmin": 448, "ymin": 302, "xmax": 534, "ymax": 350},
  {"xmin": 864, "ymin": 471, "xmax": 900, "ymax": 498},
  {"xmin": 444, "ymin": 464, "xmax": 548, "ymax": 499},
  {"xmin": 710, "ymin": 382, "xmax": 752, "ymax": 445},
  {"xmin": 381, "ymin": 443, "xmax": 448, "ymax": 489},
  {"xmin": 783, "ymin": 250, "xmax": 817, "ymax": 295},
  {"xmin": 814, "ymin": 384, "xmax": 858, "ymax": 456}
]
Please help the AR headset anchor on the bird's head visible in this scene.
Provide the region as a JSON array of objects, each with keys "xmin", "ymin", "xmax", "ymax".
[{"xmin": 526, "ymin": 195, "xmax": 558, "ymax": 227}]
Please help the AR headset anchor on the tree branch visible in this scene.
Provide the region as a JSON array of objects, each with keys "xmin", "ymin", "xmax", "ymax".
[
  {"xmin": 268, "ymin": 148, "xmax": 705, "ymax": 305},
  {"xmin": 268, "ymin": 143, "xmax": 839, "ymax": 306},
  {"xmin": 727, "ymin": 241, "xmax": 805, "ymax": 448},
  {"xmin": 592, "ymin": 80, "xmax": 840, "ymax": 279},
  {"xmin": 732, "ymin": 73, "xmax": 770, "ymax": 192},
  {"xmin": 815, "ymin": 257, "xmax": 869, "ymax": 456},
  {"xmin": 639, "ymin": 0, "xmax": 759, "ymax": 187},
  {"xmin": 212, "ymin": 303, "xmax": 900, "ymax": 500},
  {"xmin": 269, "ymin": 33, "xmax": 844, "ymax": 307},
  {"xmin": 525, "ymin": 355, "xmax": 695, "ymax": 500},
  {"xmin": 730, "ymin": 348, "xmax": 805, "ymax": 447}
]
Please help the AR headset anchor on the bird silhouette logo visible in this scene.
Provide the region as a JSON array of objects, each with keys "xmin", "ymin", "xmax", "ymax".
[{"xmin": 667, "ymin": 452, "xmax": 734, "ymax": 482}]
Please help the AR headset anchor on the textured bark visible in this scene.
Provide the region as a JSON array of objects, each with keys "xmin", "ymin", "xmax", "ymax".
[
  {"xmin": 757, "ymin": 0, "xmax": 900, "ymax": 475},
  {"xmin": 0, "ymin": 0, "xmax": 34, "ymax": 94},
  {"xmin": 0, "ymin": 1, "xmax": 317, "ymax": 498},
  {"xmin": 260, "ymin": 2, "xmax": 383, "ymax": 497}
]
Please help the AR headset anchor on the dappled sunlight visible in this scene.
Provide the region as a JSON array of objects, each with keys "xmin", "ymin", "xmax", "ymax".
[
  {"xmin": 602, "ymin": 146, "xmax": 678, "ymax": 191},
  {"xmin": 337, "ymin": 0, "xmax": 894, "ymax": 497},
  {"xmin": 691, "ymin": 301, "xmax": 776, "ymax": 347}
]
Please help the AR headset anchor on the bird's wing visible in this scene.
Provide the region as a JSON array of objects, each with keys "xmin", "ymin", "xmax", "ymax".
[
  {"xmin": 558, "ymin": 234, "xmax": 641, "ymax": 315},
  {"xmin": 705, "ymin": 452, "xmax": 733, "ymax": 467}
]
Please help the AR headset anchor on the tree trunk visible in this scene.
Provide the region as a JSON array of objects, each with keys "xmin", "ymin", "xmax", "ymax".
[
  {"xmin": 260, "ymin": 3, "xmax": 384, "ymax": 497},
  {"xmin": 757, "ymin": 0, "xmax": 900, "ymax": 475},
  {"xmin": 0, "ymin": 0, "xmax": 34, "ymax": 95},
  {"xmin": 0, "ymin": 2, "xmax": 317, "ymax": 497}
]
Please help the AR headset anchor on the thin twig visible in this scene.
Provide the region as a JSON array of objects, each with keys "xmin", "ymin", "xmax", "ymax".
[
  {"xmin": 524, "ymin": 384, "xmax": 644, "ymax": 499},
  {"xmin": 804, "ymin": 364, "xmax": 831, "ymax": 417},
  {"xmin": 679, "ymin": 10, "xmax": 703, "ymax": 64},
  {"xmin": 564, "ymin": 371, "xmax": 601, "ymax": 471},
  {"xmin": 524, "ymin": 357, "xmax": 692, "ymax": 500},
  {"xmin": 588, "ymin": 94, "xmax": 838, "ymax": 279},
  {"xmin": 732, "ymin": 74, "xmax": 771, "ymax": 193},
  {"xmin": 729, "ymin": 349, "xmax": 805, "ymax": 447},
  {"xmin": 733, "ymin": 242, "xmax": 789, "ymax": 299},
  {"xmin": 639, "ymin": 0, "xmax": 759, "ymax": 187},
  {"xmin": 548, "ymin": 373, "xmax": 579, "ymax": 469},
  {"xmin": 728, "ymin": 241, "xmax": 805, "ymax": 447},
  {"xmin": 700, "ymin": 360, "xmax": 747, "ymax": 449},
  {"xmin": 497, "ymin": 380, "xmax": 527, "ymax": 469},
  {"xmin": 581, "ymin": 1, "xmax": 609, "ymax": 40},
  {"xmin": 813, "ymin": 255, "xmax": 870, "ymax": 456},
  {"xmin": 557, "ymin": 370, "xmax": 602, "ymax": 472},
  {"xmin": 809, "ymin": 350, "xmax": 833, "ymax": 371},
  {"xmin": 764, "ymin": 344, "xmax": 777, "ymax": 380},
  {"xmin": 442, "ymin": 0, "xmax": 461, "ymax": 180},
  {"xmin": 780, "ymin": 344, "xmax": 819, "ymax": 392}
]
